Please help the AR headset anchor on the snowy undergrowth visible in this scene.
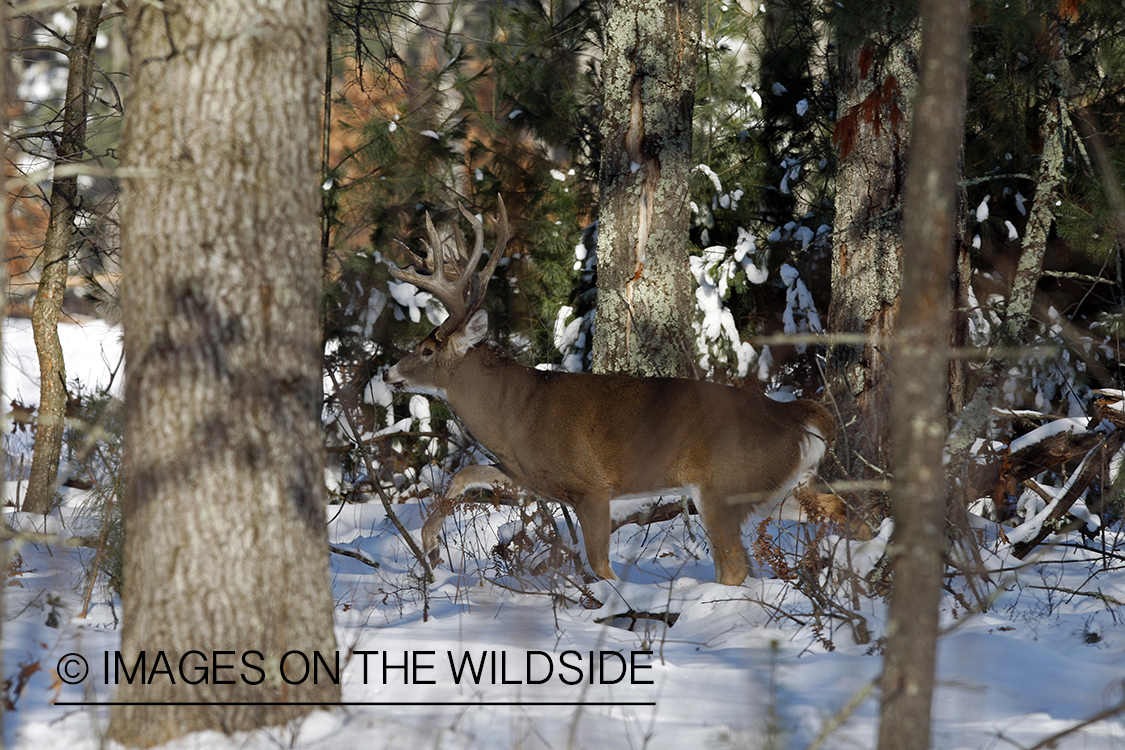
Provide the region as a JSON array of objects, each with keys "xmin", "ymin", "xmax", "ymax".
[
  {"xmin": 3, "ymin": 321, "xmax": 1125, "ymax": 750},
  {"xmin": 4, "ymin": 488, "xmax": 1125, "ymax": 750}
]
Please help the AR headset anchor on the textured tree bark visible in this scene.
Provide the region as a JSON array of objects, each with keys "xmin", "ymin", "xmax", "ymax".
[
  {"xmin": 946, "ymin": 15, "xmax": 1070, "ymax": 469},
  {"xmin": 0, "ymin": 2, "xmax": 8, "ymax": 741},
  {"xmin": 1002, "ymin": 17, "xmax": 1069, "ymax": 341},
  {"xmin": 878, "ymin": 0, "xmax": 968, "ymax": 748},
  {"xmin": 827, "ymin": 25, "xmax": 918, "ymax": 472},
  {"xmin": 592, "ymin": 0, "xmax": 699, "ymax": 378},
  {"xmin": 24, "ymin": 4, "xmax": 102, "ymax": 515},
  {"xmin": 108, "ymin": 0, "xmax": 339, "ymax": 744}
]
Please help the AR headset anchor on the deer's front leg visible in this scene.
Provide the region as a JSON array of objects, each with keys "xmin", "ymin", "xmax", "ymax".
[
  {"xmin": 571, "ymin": 493, "xmax": 617, "ymax": 581},
  {"xmin": 420, "ymin": 464, "xmax": 516, "ymax": 564}
]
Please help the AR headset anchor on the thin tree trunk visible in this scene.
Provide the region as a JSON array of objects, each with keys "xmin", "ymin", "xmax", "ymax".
[
  {"xmin": 592, "ymin": 0, "xmax": 699, "ymax": 378},
  {"xmin": 108, "ymin": 0, "xmax": 339, "ymax": 744},
  {"xmin": 878, "ymin": 1, "xmax": 968, "ymax": 748},
  {"xmin": 827, "ymin": 24, "xmax": 918, "ymax": 475},
  {"xmin": 946, "ymin": 13, "xmax": 1071, "ymax": 467},
  {"xmin": 23, "ymin": 3, "xmax": 102, "ymax": 514},
  {"xmin": 1002, "ymin": 16, "xmax": 1069, "ymax": 341},
  {"xmin": 1, "ymin": 0, "xmax": 8, "ymax": 742}
]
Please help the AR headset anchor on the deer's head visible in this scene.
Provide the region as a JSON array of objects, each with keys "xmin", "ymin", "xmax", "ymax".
[{"xmin": 383, "ymin": 199, "xmax": 509, "ymax": 398}]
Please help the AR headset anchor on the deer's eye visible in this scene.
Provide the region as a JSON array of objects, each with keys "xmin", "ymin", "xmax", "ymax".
[{"xmin": 421, "ymin": 346, "xmax": 435, "ymax": 357}]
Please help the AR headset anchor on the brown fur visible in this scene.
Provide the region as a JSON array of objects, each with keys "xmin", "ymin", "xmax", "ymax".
[{"xmin": 386, "ymin": 315, "xmax": 833, "ymax": 586}]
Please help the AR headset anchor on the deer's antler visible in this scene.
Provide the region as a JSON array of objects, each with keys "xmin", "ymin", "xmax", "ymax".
[{"xmin": 390, "ymin": 197, "xmax": 509, "ymax": 340}]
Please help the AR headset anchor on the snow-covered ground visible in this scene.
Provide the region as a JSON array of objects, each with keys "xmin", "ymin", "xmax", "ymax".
[
  {"xmin": 2, "ymin": 319, "xmax": 1124, "ymax": 749},
  {"xmin": 2, "ymin": 317, "xmax": 123, "ymax": 405}
]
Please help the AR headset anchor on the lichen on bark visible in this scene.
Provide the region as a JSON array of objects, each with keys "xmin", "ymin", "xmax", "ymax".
[
  {"xmin": 24, "ymin": 3, "xmax": 103, "ymax": 515},
  {"xmin": 827, "ymin": 25, "xmax": 920, "ymax": 468},
  {"xmin": 592, "ymin": 0, "xmax": 700, "ymax": 378}
]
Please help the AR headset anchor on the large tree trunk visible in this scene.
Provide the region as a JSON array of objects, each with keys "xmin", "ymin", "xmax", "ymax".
[
  {"xmin": 827, "ymin": 22, "xmax": 918, "ymax": 474},
  {"xmin": 23, "ymin": 4, "xmax": 102, "ymax": 515},
  {"xmin": 108, "ymin": 0, "xmax": 339, "ymax": 745},
  {"xmin": 591, "ymin": 0, "xmax": 699, "ymax": 378},
  {"xmin": 878, "ymin": 0, "xmax": 968, "ymax": 748}
]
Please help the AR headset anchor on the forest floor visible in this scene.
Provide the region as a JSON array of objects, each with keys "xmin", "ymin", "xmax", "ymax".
[{"xmin": 2, "ymin": 319, "xmax": 1124, "ymax": 750}]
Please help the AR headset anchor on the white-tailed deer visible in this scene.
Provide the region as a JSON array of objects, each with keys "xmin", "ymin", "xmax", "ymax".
[{"xmin": 384, "ymin": 200, "xmax": 834, "ymax": 586}]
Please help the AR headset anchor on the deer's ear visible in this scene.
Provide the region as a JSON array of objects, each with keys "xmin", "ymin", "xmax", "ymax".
[{"xmin": 454, "ymin": 310, "xmax": 489, "ymax": 354}]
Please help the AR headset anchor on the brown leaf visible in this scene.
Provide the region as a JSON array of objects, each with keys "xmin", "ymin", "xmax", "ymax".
[{"xmin": 47, "ymin": 670, "xmax": 63, "ymax": 704}]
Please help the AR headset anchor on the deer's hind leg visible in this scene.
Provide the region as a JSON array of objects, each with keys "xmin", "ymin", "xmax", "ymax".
[{"xmin": 695, "ymin": 486, "xmax": 752, "ymax": 586}]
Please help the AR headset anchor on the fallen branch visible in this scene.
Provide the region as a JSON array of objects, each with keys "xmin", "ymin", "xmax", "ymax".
[
  {"xmin": 1002, "ymin": 690, "xmax": 1125, "ymax": 750},
  {"xmin": 1011, "ymin": 423, "xmax": 1125, "ymax": 559},
  {"xmin": 610, "ymin": 497, "xmax": 696, "ymax": 532},
  {"xmin": 1024, "ymin": 584, "xmax": 1124, "ymax": 608},
  {"xmin": 329, "ymin": 544, "xmax": 380, "ymax": 569},
  {"xmin": 594, "ymin": 610, "xmax": 680, "ymax": 629}
]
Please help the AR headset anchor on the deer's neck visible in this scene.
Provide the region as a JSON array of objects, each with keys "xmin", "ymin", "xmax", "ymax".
[{"xmin": 444, "ymin": 342, "xmax": 538, "ymax": 458}]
